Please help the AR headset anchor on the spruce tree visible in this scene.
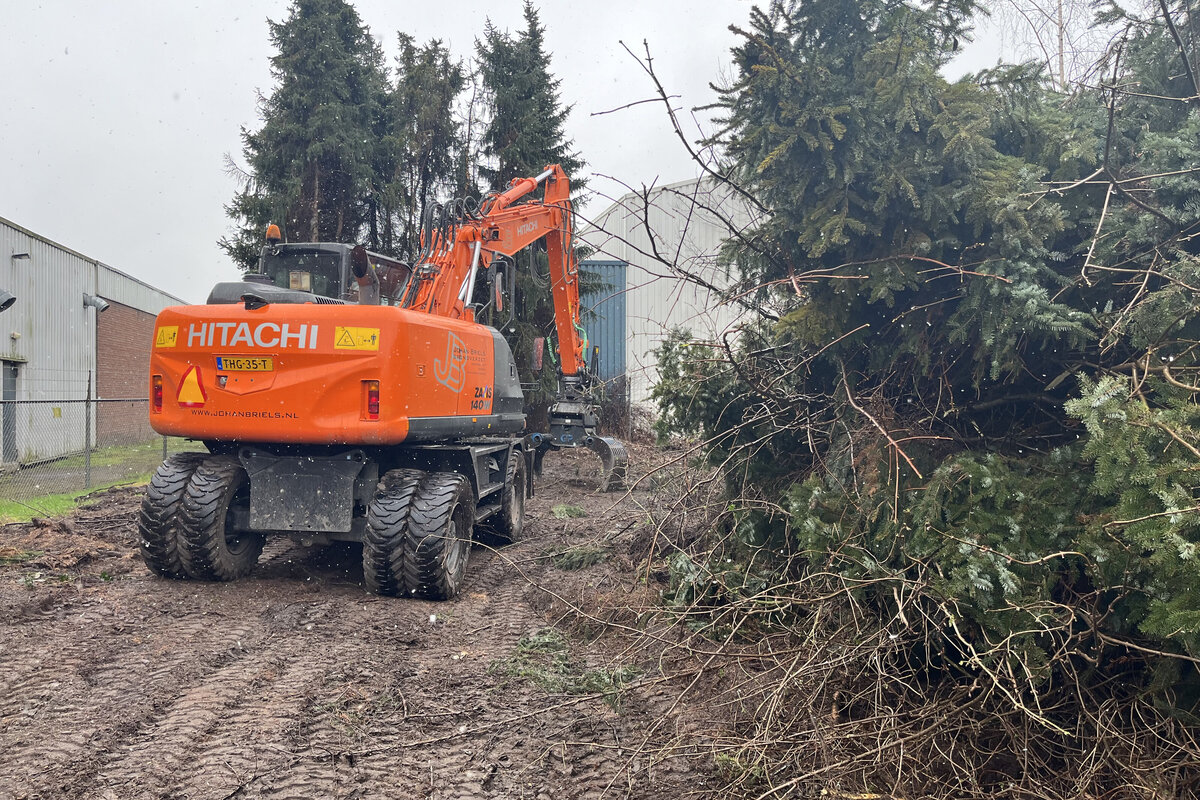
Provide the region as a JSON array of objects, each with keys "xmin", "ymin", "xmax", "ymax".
[
  {"xmin": 221, "ymin": 0, "xmax": 388, "ymax": 268},
  {"xmin": 653, "ymin": 0, "xmax": 1200, "ymax": 708},
  {"xmin": 475, "ymin": 1, "xmax": 585, "ymax": 410},
  {"xmin": 371, "ymin": 35, "xmax": 465, "ymax": 259}
]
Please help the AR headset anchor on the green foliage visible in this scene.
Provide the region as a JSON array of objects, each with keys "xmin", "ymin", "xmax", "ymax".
[
  {"xmin": 548, "ymin": 545, "xmax": 607, "ymax": 570},
  {"xmin": 370, "ymin": 35, "xmax": 465, "ymax": 259},
  {"xmin": 1068, "ymin": 376, "xmax": 1200, "ymax": 657},
  {"xmin": 788, "ymin": 447, "xmax": 1094, "ymax": 676},
  {"xmin": 489, "ymin": 627, "xmax": 638, "ymax": 708},
  {"xmin": 653, "ymin": 0, "xmax": 1200, "ymax": 713},
  {"xmin": 475, "ymin": 1, "xmax": 585, "ymax": 407},
  {"xmin": 550, "ymin": 504, "xmax": 587, "ymax": 519},
  {"xmin": 475, "ymin": 1, "xmax": 582, "ymax": 191},
  {"xmin": 222, "ymin": 0, "xmax": 388, "ymax": 267}
]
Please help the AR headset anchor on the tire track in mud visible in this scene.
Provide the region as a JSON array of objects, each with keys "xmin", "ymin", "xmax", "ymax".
[
  {"xmin": 0, "ymin": 605, "xmax": 266, "ymax": 798},
  {"xmin": 0, "ymin": 448, "xmax": 708, "ymax": 800},
  {"xmin": 92, "ymin": 637, "xmax": 354, "ymax": 799}
]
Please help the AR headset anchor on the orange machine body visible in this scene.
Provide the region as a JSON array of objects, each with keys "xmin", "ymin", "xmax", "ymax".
[{"xmin": 148, "ymin": 302, "xmax": 524, "ymax": 446}]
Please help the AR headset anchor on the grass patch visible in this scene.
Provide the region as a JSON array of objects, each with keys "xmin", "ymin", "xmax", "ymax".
[
  {"xmin": 551, "ymin": 504, "xmax": 588, "ymax": 519},
  {"xmin": 0, "ymin": 480, "xmax": 149, "ymax": 524},
  {"xmin": 548, "ymin": 544, "xmax": 608, "ymax": 570},
  {"xmin": 489, "ymin": 627, "xmax": 638, "ymax": 709},
  {"xmin": 24, "ymin": 439, "xmax": 190, "ymax": 471}
]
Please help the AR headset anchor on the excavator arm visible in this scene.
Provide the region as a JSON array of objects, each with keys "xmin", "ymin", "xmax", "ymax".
[{"xmin": 401, "ymin": 165, "xmax": 626, "ymax": 491}]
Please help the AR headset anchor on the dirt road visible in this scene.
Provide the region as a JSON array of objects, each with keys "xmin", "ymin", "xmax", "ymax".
[{"xmin": 0, "ymin": 449, "xmax": 716, "ymax": 799}]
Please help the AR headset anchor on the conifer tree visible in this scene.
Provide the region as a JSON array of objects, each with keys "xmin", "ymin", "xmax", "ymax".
[
  {"xmin": 474, "ymin": 2, "xmax": 585, "ymax": 409},
  {"xmin": 371, "ymin": 36, "xmax": 465, "ymax": 259},
  {"xmin": 475, "ymin": 1, "xmax": 582, "ymax": 188},
  {"xmin": 221, "ymin": 0, "xmax": 388, "ymax": 268},
  {"xmin": 653, "ymin": 0, "xmax": 1200, "ymax": 708}
]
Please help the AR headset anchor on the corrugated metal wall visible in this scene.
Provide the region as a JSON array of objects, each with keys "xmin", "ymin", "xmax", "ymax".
[
  {"xmin": 0, "ymin": 215, "xmax": 183, "ymax": 463},
  {"xmin": 578, "ymin": 178, "xmax": 754, "ymax": 404},
  {"xmin": 580, "ymin": 260, "xmax": 627, "ymax": 383}
]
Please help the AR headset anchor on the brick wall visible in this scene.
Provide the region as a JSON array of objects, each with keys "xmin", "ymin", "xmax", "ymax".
[{"xmin": 96, "ymin": 299, "xmax": 157, "ymax": 446}]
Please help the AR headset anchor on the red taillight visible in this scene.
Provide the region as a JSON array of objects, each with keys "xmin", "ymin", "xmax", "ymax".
[
  {"xmin": 152, "ymin": 375, "xmax": 163, "ymax": 413},
  {"xmin": 365, "ymin": 380, "xmax": 380, "ymax": 420}
]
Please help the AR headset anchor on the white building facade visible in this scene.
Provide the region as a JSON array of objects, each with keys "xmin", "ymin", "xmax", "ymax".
[{"xmin": 579, "ymin": 177, "xmax": 753, "ymax": 405}]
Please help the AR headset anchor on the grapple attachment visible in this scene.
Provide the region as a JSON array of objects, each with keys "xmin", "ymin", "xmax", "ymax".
[
  {"xmin": 588, "ymin": 436, "xmax": 628, "ymax": 493},
  {"xmin": 532, "ymin": 376, "xmax": 630, "ymax": 493}
]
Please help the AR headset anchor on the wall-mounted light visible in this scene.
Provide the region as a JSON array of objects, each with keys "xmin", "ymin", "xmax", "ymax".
[
  {"xmin": 10, "ymin": 252, "xmax": 30, "ymax": 261},
  {"xmin": 83, "ymin": 293, "xmax": 110, "ymax": 313},
  {"xmin": 0, "ymin": 289, "xmax": 15, "ymax": 312}
]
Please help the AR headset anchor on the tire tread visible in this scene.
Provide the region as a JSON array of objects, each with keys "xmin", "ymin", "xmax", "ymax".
[
  {"xmin": 362, "ymin": 468, "xmax": 425, "ymax": 596},
  {"xmin": 403, "ymin": 472, "xmax": 474, "ymax": 600},
  {"xmin": 138, "ymin": 452, "xmax": 208, "ymax": 578},
  {"xmin": 180, "ymin": 456, "xmax": 263, "ymax": 581}
]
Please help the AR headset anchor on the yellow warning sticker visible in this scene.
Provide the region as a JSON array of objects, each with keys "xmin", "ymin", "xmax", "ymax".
[
  {"xmin": 334, "ymin": 327, "xmax": 380, "ymax": 351},
  {"xmin": 155, "ymin": 326, "xmax": 179, "ymax": 348}
]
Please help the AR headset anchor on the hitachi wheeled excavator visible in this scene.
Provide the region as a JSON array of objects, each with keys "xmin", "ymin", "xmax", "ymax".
[{"xmin": 140, "ymin": 165, "xmax": 626, "ymax": 599}]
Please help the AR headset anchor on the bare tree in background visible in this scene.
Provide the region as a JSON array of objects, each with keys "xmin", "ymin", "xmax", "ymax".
[{"xmin": 990, "ymin": 0, "xmax": 1116, "ymax": 88}]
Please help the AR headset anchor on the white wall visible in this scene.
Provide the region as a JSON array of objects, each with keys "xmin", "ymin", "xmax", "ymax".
[{"xmin": 580, "ymin": 178, "xmax": 754, "ymax": 404}]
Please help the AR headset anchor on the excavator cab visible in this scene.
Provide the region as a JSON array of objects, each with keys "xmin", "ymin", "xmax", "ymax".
[
  {"xmin": 259, "ymin": 244, "xmax": 351, "ymax": 300},
  {"xmin": 207, "ymin": 234, "xmax": 411, "ymax": 308}
]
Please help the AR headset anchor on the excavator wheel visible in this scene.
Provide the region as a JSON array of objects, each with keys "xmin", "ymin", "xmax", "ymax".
[
  {"xmin": 362, "ymin": 468, "xmax": 425, "ymax": 596},
  {"xmin": 403, "ymin": 472, "xmax": 475, "ymax": 600},
  {"xmin": 138, "ymin": 452, "xmax": 209, "ymax": 578},
  {"xmin": 588, "ymin": 437, "xmax": 629, "ymax": 493},
  {"xmin": 479, "ymin": 449, "xmax": 526, "ymax": 545},
  {"xmin": 180, "ymin": 456, "xmax": 265, "ymax": 581}
]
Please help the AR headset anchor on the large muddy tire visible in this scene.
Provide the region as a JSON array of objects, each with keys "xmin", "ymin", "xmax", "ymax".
[
  {"xmin": 180, "ymin": 456, "xmax": 264, "ymax": 581},
  {"xmin": 138, "ymin": 452, "xmax": 209, "ymax": 578},
  {"xmin": 403, "ymin": 472, "xmax": 475, "ymax": 600},
  {"xmin": 480, "ymin": 448, "xmax": 526, "ymax": 545},
  {"xmin": 362, "ymin": 469, "xmax": 425, "ymax": 597}
]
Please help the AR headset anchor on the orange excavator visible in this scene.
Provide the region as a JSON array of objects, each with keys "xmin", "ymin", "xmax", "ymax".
[{"xmin": 140, "ymin": 165, "xmax": 626, "ymax": 599}]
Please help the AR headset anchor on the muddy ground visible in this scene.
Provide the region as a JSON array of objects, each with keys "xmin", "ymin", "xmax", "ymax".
[{"xmin": 0, "ymin": 447, "xmax": 727, "ymax": 800}]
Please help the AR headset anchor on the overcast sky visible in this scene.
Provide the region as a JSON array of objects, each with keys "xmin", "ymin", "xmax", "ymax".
[{"xmin": 0, "ymin": 1, "xmax": 1004, "ymax": 304}]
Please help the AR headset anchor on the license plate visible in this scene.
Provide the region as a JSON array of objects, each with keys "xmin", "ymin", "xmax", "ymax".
[{"xmin": 216, "ymin": 356, "xmax": 274, "ymax": 372}]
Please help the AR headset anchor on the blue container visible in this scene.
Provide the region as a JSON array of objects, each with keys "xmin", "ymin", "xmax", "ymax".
[{"xmin": 579, "ymin": 260, "xmax": 627, "ymax": 382}]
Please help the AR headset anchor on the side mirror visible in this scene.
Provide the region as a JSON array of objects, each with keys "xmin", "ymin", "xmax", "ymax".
[
  {"xmin": 350, "ymin": 245, "xmax": 380, "ymax": 305},
  {"xmin": 350, "ymin": 245, "xmax": 370, "ymax": 279},
  {"xmin": 0, "ymin": 289, "xmax": 14, "ymax": 313}
]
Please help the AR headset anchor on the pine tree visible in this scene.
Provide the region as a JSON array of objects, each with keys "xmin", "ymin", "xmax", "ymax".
[
  {"xmin": 371, "ymin": 35, "xmax": 465, "ymax": 259},
  {"xmin": 474, "ymin": 2, "xmax": 585, "ymax": 410},
  {"xmin": 221, "ymin": 0, "xmax": 388, "ymax": 268}
]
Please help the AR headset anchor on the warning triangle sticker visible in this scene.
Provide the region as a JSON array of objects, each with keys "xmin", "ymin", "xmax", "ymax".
[
  {"xmin": 336, "ymin": 329, "xmax": 356, "ymax": 348},
  {"xmin": 177, "ymin": 366, "xmax": 207, "ymax": 407}
]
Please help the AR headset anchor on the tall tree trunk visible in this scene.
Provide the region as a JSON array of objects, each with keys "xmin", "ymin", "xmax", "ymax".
[{"xmin": 310, "ymin": 161, "xmax": 321, "ymax": 242}]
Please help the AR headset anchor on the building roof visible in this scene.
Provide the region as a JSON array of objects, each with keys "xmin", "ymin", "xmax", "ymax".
[{"xmin": 1, "ymin": 214, "xmax": 186, "ymax": 308}]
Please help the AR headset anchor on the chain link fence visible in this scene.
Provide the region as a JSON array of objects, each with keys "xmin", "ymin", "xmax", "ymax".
[{"xmin": 0, "ymin": 398, "xmax": 189, "ymax": 519}]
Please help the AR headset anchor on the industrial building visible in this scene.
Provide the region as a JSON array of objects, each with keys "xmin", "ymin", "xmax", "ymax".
[
  {"xmin": 580, "ymin": 177, "xmax": 753, "ymax": 405},
  {"xmin": 0, "ymin": 215, "xmax": 184, "ymax": 467}
]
